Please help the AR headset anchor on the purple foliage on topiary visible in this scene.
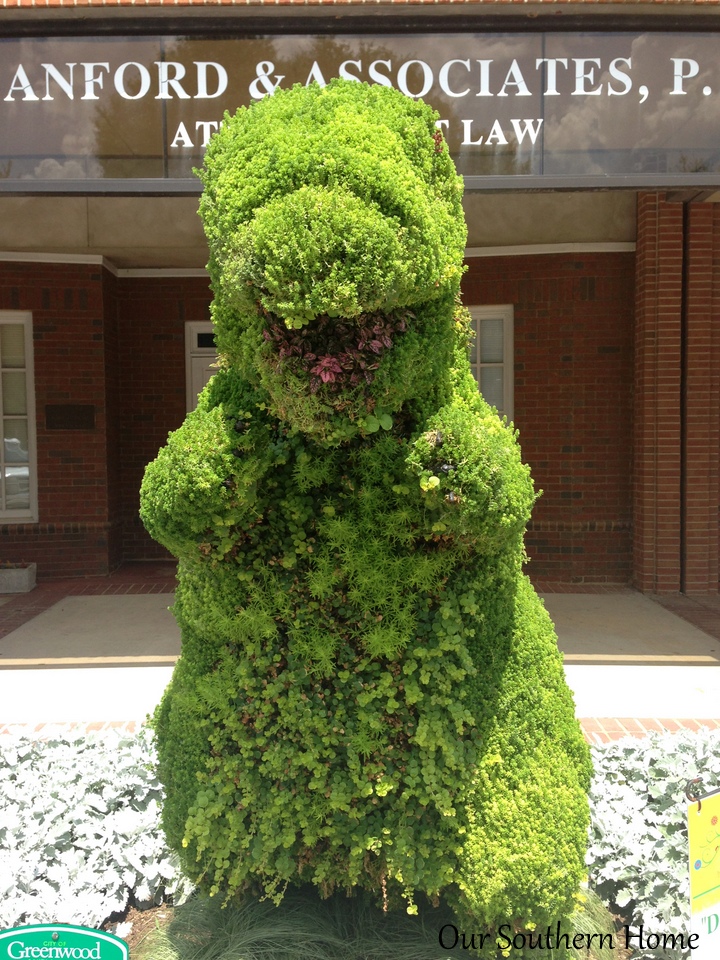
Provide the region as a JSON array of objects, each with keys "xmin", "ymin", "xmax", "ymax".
[{"xmin": 262, "ymin": 309, "xmax": 410, "ymax": 394}]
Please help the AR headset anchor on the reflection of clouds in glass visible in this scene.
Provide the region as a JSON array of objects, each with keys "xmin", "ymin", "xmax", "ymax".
[
  {"xmin": 162, "ymin": 38, "xmax": 183, "ymax": 57},
  {"xmin": 544, "ymin": 150, "xmax": 606, "ymax": 176},
  {"xmin": 547, "ymin": 65, "xmax": 641, "ymax": 151},
  {"xmin": 61, "ymin": 133, "xmax": 95, "ymax": 156},
  {"xmin": 632, "ymin": 38, "xmax": 718, "ymax": 152},
  {"xmin": 2, "ymin": 39, "xmax": 100, "ymax": 153},
  {"xmin": 544, "ymin": 33, "xmax": 720, "ymax": 173},
  {"xmin": 268, "ymin": 35, "xmax": 335, "ymax": 62},
  {"xmin": 545, "ymin": 34, "xmax": 720, "ymax": 172},
  {"xmin": 27, "ymin": 157, "xmax": 102, "ymax": 179}
]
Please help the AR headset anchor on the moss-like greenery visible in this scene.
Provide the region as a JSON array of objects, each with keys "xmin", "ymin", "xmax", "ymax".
[{"xmin": 140, "ymin": 79, "xmax": 591, "ymax": 957}]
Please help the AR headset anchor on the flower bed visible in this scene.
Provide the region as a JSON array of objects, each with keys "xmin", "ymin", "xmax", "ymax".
[{"xmin": 1, "ymin": 727, "xmax": 718, "ymax": 958}]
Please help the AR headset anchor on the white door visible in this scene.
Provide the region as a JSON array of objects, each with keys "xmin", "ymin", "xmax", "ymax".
[
  {"xmin": 185, "ymin": 322, "xmax": 218, "ymax": 411},
  {"xmin": 190, "ymin": 355, "xmax": 216, "ymax": 406}
]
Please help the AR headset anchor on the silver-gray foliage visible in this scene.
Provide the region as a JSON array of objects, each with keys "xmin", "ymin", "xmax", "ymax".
[
  {"xmin": 587, "ymin": 728, "xmax": 720, "ymax": 959},
  {"xmin": 0, "ymin": 727, "xmax": 193, "ymax": 929}
]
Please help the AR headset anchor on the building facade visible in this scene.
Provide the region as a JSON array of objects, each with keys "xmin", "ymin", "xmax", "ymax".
[{"xmin": 0, "ymin": 2, "xmax": 719, "ymax": 593}]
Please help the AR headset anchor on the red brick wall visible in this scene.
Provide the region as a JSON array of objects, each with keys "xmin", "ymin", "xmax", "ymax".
[
  {"xmin": 121, "ymin": 262, "xmax": 636, "ymax": 583},
  {"xmin": 6, "ymin": 239, "xmax": 718, "ymax": 592},
  {"xmin": 634, "ymin": 194, "xmax": 720, "ymax": 595},
  {"xmin": 0, "ymin": 266, "xmax": 212, "ymax": 576},
  {"xmin": 462, "ymin": 252, "xmax": 635, "ymax": 584},
  {"xmin": 2, "ymin": 259, "xmax": 638, "ymax": 583},
  {"xmin": 633, "ymin": 195, "xmax": 683, "ymax": 593},
  {"xmin": 0, "ymin": 262, "xmax": 116, "ymax": 577},
  {"xmin": 115, "ymin": 276, "xmax": 212, "ymax": 561},
  {"xmin": 683, "ymin": 205, "xmax": 720, "ymax": 595},
  {"xmin": 119, "ymin": 260, "xmax": 637, "ymax": 584},
  {"xmin": 103, "ymin": 269, "xmax": 124, "ymax": 572}
]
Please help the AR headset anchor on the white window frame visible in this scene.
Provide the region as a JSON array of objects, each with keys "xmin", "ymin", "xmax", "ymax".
[
  {"xmin": 468, "ymin": 304, "xmax": 514, "ymax": 422},
  {"xmin": 1, "ymin": 311, "xmax": 38, "ymax": 522}
]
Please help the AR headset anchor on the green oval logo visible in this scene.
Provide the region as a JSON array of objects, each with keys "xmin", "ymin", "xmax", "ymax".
[{"xmin": 0, "ymin": 926, "xmax": 128, "ymax": 960}]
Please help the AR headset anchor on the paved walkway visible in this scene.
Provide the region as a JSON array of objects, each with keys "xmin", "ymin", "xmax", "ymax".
[{"xmin": 1, "ymin": 565, "xmax": 719, "ymax": 745}]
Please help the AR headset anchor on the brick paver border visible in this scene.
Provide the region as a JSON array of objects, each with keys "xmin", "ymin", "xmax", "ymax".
[
  {"xmin": 3, "ymin": 570, "xmax": 719, "ymax": 740},
  {"xmin": 0, "ymin": 562, "xmax": 177, "ymax": 641}
]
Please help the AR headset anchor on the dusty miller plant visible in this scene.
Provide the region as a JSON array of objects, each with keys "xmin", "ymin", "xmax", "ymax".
[
  {"xmin": 0, "ymin": 728, "xmax": 192, "ymax": 929},
  {"xmin": 588, "ymin": 728, "xmax": 720, "ymax": 959}
]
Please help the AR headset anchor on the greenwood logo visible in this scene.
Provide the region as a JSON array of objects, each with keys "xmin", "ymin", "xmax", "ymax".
[{"xmin": 0, "ymin": 927, "xmax": 127, "ymax": 960}]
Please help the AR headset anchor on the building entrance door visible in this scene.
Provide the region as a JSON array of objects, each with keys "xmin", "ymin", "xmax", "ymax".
[{"xmin": 185, "ymin": 321, "xmax": 218, "ymax": 411}]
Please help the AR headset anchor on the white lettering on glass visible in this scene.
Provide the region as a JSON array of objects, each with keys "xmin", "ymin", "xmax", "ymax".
[
  {"xmin": 114, "ymin": 62, "xmax": 152, "ymax": 100},
  {"xmin": 367, "ymin": 60, "xmax": 393, "ymax": 88},
  {"xmin": 511, "ymin": 118, "xmax": 543, "ymax": 143},
  {"xmin": 670, "ymin": 57, "xmax": 700, "ymax": 95},
  {"xmin": 195, "ymin": 62, "xmax": 227, "ymax": 99},
  {"xmin": 155, "ymin": 61, "xmax": 191, "ymax": 100},
  {"xmin": 170, "ymin": 122, "xmax": 193, "ymax": 148},
  {"xmin": 81, "ymin": 62, "xmax": 110, "ymax": 100},
  {"xmin": 339, "ymin": 60, "xmax": 363, "ymax": 82},
  {"xmin": 249, "ymin": 61, "xmax": 285, "ymax": 99},
  {"xmin": 196, "ymin": 120, "xmax": 219, "ymax": 145},
  {"xmin": 305, "ymin": 62, "xmax": 328, "ymax": 87},
  {"xmin": 608, "ymin": 58, "xmax": 632, "ymax": 95},
  {"xmin": 438, "ymin": 59, "xmax": 471, "ymax": 98},
  {"xmin": 4, "ymin": 65, "xmax": 40, "ymax": 101},
  {"xmin": 486, "ymin": 119, "xmax": 508, "ymax": 144},
  {"xmin": 536, "ymin": 58, "xmax": 568, "ymax": 96},
  {"xmin": 42, "ymin": 62, "xmax": 75, "ymax": 100},
  {"xmin": 573, "ymin": 58, "xmax": 602, "ymax": 95},
  {"xmin": 497, "ymin": 60, "xmax": 532, "ymax": 97},
  {"xmin": 475, "ymin": 60, "xmax": 493, "ymax": 97},
  {"xmin": 396, "ymin": 60, "xmax": 433, "ymax": 99}
]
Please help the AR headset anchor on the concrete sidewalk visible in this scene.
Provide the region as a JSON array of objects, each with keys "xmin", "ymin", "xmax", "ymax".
[{"xmin": 1, "ymin": 569, "xmax": 719, "ymax": 741}]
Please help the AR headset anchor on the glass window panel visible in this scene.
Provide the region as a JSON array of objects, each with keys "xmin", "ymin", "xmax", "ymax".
[
  {"xmin": 2, "ymin": 372, "xmax": 27, "ymax": 415},
  {"xmin": 4, "ymin": 466, "xmax": 30, "ymax": 510},
  {"xmin": 480, "ymin": 319, "xmax": 504, "ymax": 364},
  {"xmin": 0, "ymin": 325, "xmax": 26, "ymax": 368},
  {"xmin": 4, "ymin": 420, "xmax": 29, "ymax": 463},
  {"xmin": 468, "ymin": 317, "xmax": 477, "ymax": 360},
  {"xmin": 480, "ymin": 367, "xmax": 504, "ymax": 411}
]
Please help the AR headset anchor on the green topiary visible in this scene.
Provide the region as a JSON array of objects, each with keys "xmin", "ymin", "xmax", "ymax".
[{"xmin": 140, "ymin": 79, "xmax": 591, "ymax": 957}]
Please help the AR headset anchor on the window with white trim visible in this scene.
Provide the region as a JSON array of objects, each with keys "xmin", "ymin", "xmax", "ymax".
[
  {"xmin": 468, "ymin": 305, "xmax": 514, "ymax": 421},
  {"xmin": 1, "ymin": 312, "xmax": 37, "ymax": 521}
]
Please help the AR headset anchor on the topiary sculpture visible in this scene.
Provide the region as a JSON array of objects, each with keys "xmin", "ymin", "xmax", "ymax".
[{"xmin": 140, "ymin": 79, "xmax": 592, "ymax": 957}]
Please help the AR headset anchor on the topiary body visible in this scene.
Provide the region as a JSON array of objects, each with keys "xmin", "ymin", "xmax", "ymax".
[{"xmin": 140, "ymin": 80, "xmax": 591, "ymax": 956}]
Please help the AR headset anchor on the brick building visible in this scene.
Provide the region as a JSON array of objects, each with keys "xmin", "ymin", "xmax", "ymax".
[{"xmin": 0, "ymin": 2, "xmax": 718, "ymax": 593}]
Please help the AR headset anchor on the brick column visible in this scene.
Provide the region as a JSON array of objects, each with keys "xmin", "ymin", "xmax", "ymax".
[
  {"xmin": 634, "ymin": 195, "xmax": 720, "ymax": 595},
  {"xmin": 633, "ymin": 193, "xmax": 684, "ymax": 593},
  {"xmin": 683, "ymin": 204, "xmax": 720, "ymax": 594}
]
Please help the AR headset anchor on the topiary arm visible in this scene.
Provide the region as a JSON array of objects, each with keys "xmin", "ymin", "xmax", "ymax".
[
  {"xmin": 406, "ymin": 392, "xmax": 536, "ymax": 556},
  {"xmin": 139, "ymin": 377, "xmax": 274, "ymax": 560}
]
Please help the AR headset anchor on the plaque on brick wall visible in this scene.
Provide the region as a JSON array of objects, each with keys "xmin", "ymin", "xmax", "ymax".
[{"xmin": 45, "ymin": 404, "xmax": 96, "ymax": 430}]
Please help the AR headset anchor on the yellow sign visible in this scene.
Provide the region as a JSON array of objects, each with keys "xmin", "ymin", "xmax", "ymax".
[{"xmin": 688, "ymin": 787, "xmax": 720, "ymax": 960}]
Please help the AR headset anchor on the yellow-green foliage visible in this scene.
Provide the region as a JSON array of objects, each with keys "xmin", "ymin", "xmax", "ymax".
[
  {"xmin": 197, "ymin": 81, "xmax": 464, "ymax": 446},
  {"xmin": 140, "ymin": 79, "xmax": 591, "ymax": 958}
]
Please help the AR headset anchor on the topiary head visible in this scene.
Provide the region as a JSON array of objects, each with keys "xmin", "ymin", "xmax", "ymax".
[{"xmin": 198, "ymin": 80, "xmax": 468, "ymax": 444}]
